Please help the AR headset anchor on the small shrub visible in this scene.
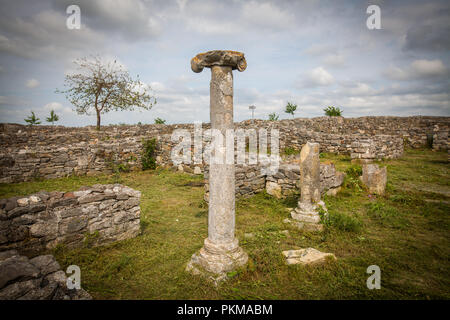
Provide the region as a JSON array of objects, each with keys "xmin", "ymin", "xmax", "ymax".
[
  {"xmin": 285, "ymin": 102, "xmax": 297, "ymax": 118},
  {"xmin": 324, "ymin": 106, "xmax": 343, "ymax": 116},
  {"xmin": 268, "ymin": 112, "xmax": 279, "ymax": 121},
  {"xmin": 283, "ymin": 147, "xmax": 299, "ymax": 156},
  {"xmin": 116, "ymin": 163, "xmax": 130, "ymax": 173},
  {"xmin": 154, "ymin": 117, "xmax": 166, "ymax": 124},
  {"xmin": 83, "ymin": 230, "xmax": 100, "ymax": 248},
  {"xmin": 342, "ymin": 164, "xmax": 363, "ymax": 192},
  {"xmin": 141, "ymin": 138, "xmax": 157, "ymax": 170},
  {"xmin": 343, "ymin": 176, "xmax": 363, "ymax": 192},
  {"xmin": 323, "ymin": 211, "xmax": 362, "ymax": 232},
  {"xmin": 345, "ymin": 164, "xmax": 362, "ymax": 178},
  {"xmin": 389, "ymin": 194, "xmax": 412, "ymax": 204},
  {"xmin": 25, "ymin": 111, "xmax": 41, "ymax": 126},
  {"xmin": 426, "ymin": 133, "xmax": 434, "ymax": 149}
]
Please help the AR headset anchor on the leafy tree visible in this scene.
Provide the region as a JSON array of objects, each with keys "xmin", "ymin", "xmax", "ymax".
[
  {"xmin": 268, "ymin": 112, "xmax": 279, "ymax": 121},
  {"xmin": 46, "ymin": 110, "xmax": 59, "ymax": 125},
  {"xmin": 154, "ymin": 117, "xmax": 166, "ymax": 124},
  {"xmin": 324, "ymin": 106, "xmax": 343, "ymax": 116},
  {"xmin": 57, "ymin": 55, "xmax": 156, "ymax": 130},
  {"xmin": 285, "ymin": 102, "xmax": 297, "ymax": 118},
  {"xmin": 24, "ymin": 111, "xmax": 41, "ymax": 126}
]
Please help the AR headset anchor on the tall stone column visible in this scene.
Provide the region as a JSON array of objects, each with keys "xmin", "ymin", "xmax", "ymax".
[{"xmin": 186, "ymin": 51, "xmax": 248, "ymax": 280}]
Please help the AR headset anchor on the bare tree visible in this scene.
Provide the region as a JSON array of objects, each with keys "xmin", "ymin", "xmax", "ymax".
[{"xmin": 57, "ymin": 56, "xmax": 156, "ymax": 130}]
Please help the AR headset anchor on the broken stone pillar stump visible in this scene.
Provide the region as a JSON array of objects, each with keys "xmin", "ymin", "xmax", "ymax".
[
  {"xmin": 186, "ymin": 51, "xmax": 248, "ymax": 281},
  {"xmin": 361, "ymin": 164, "xmax": 387, "ymax": 195},
  {"xmin": 291, "ymin": 142, "xmax": 326, "ymax": 231}
]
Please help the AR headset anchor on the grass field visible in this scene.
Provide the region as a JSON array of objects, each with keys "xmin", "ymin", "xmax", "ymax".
[{"xmin": 0, "ymin": 148, "xmax": 449, "ymax": 299}]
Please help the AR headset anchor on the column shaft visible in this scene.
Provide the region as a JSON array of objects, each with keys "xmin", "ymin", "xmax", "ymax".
[{"xmin": 208, "ymin": 66, "xmax": 235, "ymax": 244}]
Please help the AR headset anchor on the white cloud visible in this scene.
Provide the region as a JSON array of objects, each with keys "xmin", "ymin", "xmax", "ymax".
[
  {"xmin": 303, "ymin": 44, "xmax": 336, "ymax": 56},
  {"xmin": 43, "ymin": 102, "xmax": 63, "ymax": 111},
  {"xmin": 384, "ymin": 59, "xmax": 448, "ymax": 80},
  {"xmin": 303, "ymin": 67, "xmax": 334, "ymax": 87},
  {"xmin": 411, "ymin": 59, "xmax": 447, "ymax": 76},
  {"xmin": 42, "ymin": 102, "xmax": 74, "ymax": 119},
  {"xmin": 1, "ymin": 1, "xmax": 449, "ymax": 125},
  {"xmin": 323, "ymin": 54, "xmax": 345, "ymax": 67},
  {"xmin": 149, "ymin": 81, "xmax": 166, "ymax": 92},
  {"xmin": 241, "ymin": 1, "xmax": 294, "ymax": 31},
  {"xmin": 384, "ymin": 66, "xmax": 409, "ymax": 81},
  {"xmin": 346, "ymin": 83, "xmax": 376, "ymax": 96},
  {"xmin": 26, "ymin": 79, "xmax": 40, "ymax": 88},
  {"xmin": 0, "ymin": 9, "xmax": 107, "ymax": 60}
]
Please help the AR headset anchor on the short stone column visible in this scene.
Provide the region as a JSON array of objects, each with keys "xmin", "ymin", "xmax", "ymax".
[
  {"xmin": 291, "ymin": 142, "xmax": 326, "ymax": 231},
  {"xmin": 186, "ymin": 51, "xmax": 248, "ymax": 280},
  {"xmin": 361, "ymin": 164, "xmax": 387, "ymax": 195}
]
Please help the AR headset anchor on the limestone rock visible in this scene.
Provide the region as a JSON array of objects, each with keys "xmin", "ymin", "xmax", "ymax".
[
  {"xmin": 326, "ymin": 186, "xmax": 341, "ymax": 196},
  {"xmin": 0, "ymin": 251, "xmax": 92, "ymax": 300},
  {"xmin": 361, "ymin": 164, "xmax": 387, "ymax": 195},
  {"xmin": 194, "ymin": 166, "xmax": 202, "ymax": 175},
  {"xmin": 30, "ymin": 255, "xmax": 61, "ymax": 276},
  {"xmin": 244, "ymin": 233, "xmax": 255, "ymax": 239},
  {"xmin": 0, "ymin": 255, "xmax": 40, "ymax": 289},
  {"xmin": 17, "ymin": 198, "xmax": 29, "ymax": 207},
  {"xmin": 0, "ymin": 250, "xmax": 19, "ymax": 262},
  {"xmin": 282, "ymin": 248, "xmax": 336, "ymax": 265},
  {"xmin": 266, "ymin": 181, "xmax": 282, "ymax": 199},
  {"xmin": 29, "ymin": 196, "xmax": 41, "ymax": 204}
]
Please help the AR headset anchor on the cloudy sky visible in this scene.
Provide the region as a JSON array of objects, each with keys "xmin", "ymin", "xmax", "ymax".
[{"xmin": 0, "ymin": 0, "xmax": 449, "ymax": 126}]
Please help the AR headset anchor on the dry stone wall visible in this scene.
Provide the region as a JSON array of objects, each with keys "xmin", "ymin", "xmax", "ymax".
[
  {"xmin": 203, "ymin": 161, "xmax": 345, "ymax": 201},
  {"xmin": 0, "ymin": 184, "xmax": 141, "ymax": 256},
  {"xmin": 0, "ymin": 116, "xmax": 447, "ymax": 183}
]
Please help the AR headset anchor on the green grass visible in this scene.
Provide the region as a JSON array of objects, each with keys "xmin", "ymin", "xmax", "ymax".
[{"xmin": 0, "ymin": 149, "xmax": 449, "ymax": 299}]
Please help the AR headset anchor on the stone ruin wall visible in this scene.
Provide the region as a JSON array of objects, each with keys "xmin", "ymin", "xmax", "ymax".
[
  {"xmin": 0, "ymin": 116, "xmax": 448, "ymax": 183},
  {"xmin": 203, "ymin": 161, "xmax": 345, "ymax": 201},
  {"xmin": 0, "ymin": 184, "xmax": 141, "ymax": 256}
]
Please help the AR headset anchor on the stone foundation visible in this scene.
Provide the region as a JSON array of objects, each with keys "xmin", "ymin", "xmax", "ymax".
[{"xmin": 0, "ymin": 184, "xmax": 141, "ymax": 256}]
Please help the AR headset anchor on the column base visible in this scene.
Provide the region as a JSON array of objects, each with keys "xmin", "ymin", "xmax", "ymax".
[
  {"xmin": 290, "ymin": 201, "xmax": 327, "ymax": 231},
  {"xmin": 186, "ymin": 238, "xmax": 248, "ymax": 283}
]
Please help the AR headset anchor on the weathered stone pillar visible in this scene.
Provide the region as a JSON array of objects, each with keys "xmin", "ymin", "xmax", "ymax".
[
  {"xmin": 291, "ymin": 142, "xmax": 326, "ymax": 231},
  {"xmin": 361, "ymin": 164, "xmax": 387, "ymax": 195},
  {"xmin": 186, "ymin": 50, "xmax": 248, "ymax": 280}
]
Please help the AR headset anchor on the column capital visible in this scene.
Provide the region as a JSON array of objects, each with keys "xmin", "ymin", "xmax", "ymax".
[{"xmin": 191, "ymin": 50, "xmax": 247, "ymax": 73}]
